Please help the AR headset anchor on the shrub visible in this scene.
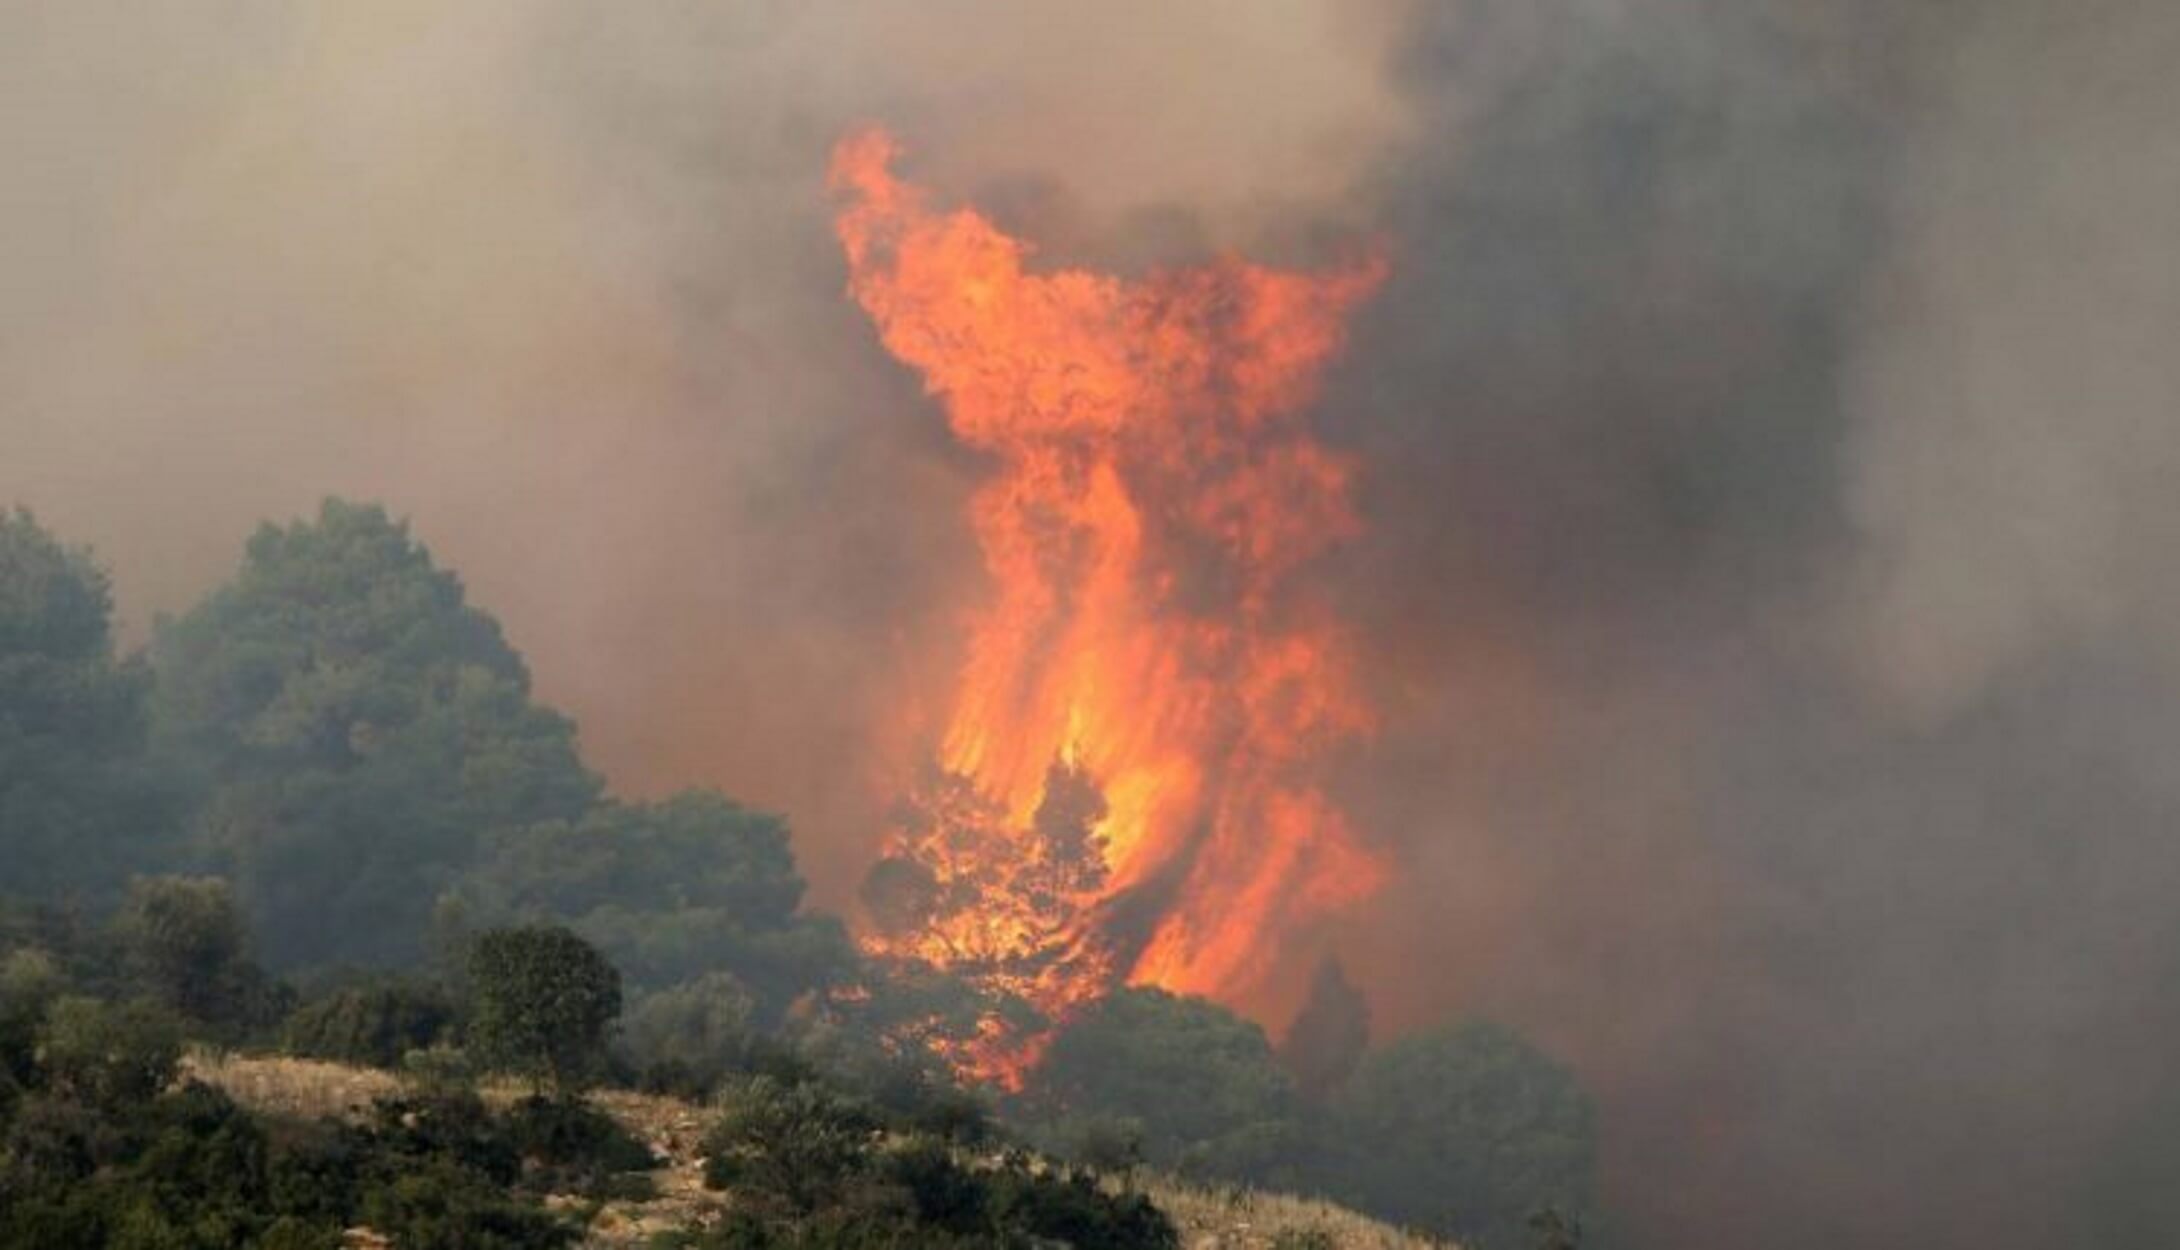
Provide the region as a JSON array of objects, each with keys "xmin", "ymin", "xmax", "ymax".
[
  {"xmin": 1025, "ymin": 987, "xmax": 1300, "ymax": 1182},
  {"xmin": 984, "ymin": 1157, "xmax": 1178, "ymax": 1249},
  {"xmin": 467, "ymin": 926, "xmax": 620, "ymax": 1094},
  {"xmin": 700, "ymin": 1077, "xmax": 881, "ymax": 1214},
  {"xmin": 114, "ymin": 875, "xmax": 284, "ymax": 1037},
  {"xmin": 500, "ymin": 1094, "xmax": 656, "ymax": 1197},
  {"xmin": 356, "ymin": 1158, "xmax": 580, "ymax": 1250},
  {"xmin": 282, "ymin": 977, "xmax": 457, "ymax": 1068},
  {"xmin": 1330, "ymin": 1019, "xmax": 1598, "ymax": 1247},
  {"xmin": 617, "ymin": 972, "xmax": 756, "ymax": 1101},
  {"xmin": 0, "ymin": 947, "xmax": 61, "ymax": 1092},
  {"xmin": 37, "ymin": 995, "xmax": 182, "ymax": 1110}
]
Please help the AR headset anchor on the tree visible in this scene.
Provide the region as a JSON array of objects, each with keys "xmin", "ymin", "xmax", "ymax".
[
  {"xmin": 1329, "ymin": 1020, "xmax": 1598, "ymax": 1249},
  {"xmin": 467, "ymin": 926, "xmax": 620, "ymax": 1093},
  {"xmin": 281, "ymin": 976, "xmax": 457, "ymax": 1069},
  {"xmin": 1279, "ymin": 955, "xmax": 1370, "ymax": 1101},
  {"xmin": 617, "ymin": 972, "xmax": 757, "ymax": 1098},
  {"xmin": 0, "ymin": 510, "xmax": 180, "ymax": 905},
  {"xmin": 37, "ymin": 996, "xmax": 183, "ymax": 1111},
  {"xmin": 1025, "ymin": 987, "xmax": 1302, "ymax": 1183},
  {"xmin": 456, "ymin": 791, "xmax": 855, "ymax": 1016},
  {"xmin": 113, "ymin": 875, "xmax": 281, "ymax": 1037},
  {"xmin": 151, "ymin": 500, "xmax": 599, "ymax": 969}
]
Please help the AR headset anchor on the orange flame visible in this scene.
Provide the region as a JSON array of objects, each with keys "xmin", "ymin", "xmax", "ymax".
[{"xmin": 831, "ymin": 129, "xmax": 1386, "ymax": 1085}]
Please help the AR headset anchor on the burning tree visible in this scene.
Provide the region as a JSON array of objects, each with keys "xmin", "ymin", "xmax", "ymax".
[{"xmin": 831, "ymin": 130, "xmax": 1386, "ymax": 1084}]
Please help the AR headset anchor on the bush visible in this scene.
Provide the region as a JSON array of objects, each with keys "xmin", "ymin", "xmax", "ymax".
[
  {"xmin": 500, "ymin": 1094, "xmax": 656, "ymax": 1197},
  {"xmin": 1024, "ymin": 987, "xmax": 1301, "ymax": 1182},
  {"xmin": 0, "ymin": 947, "xmax": 62, "ymax": 1091},
  {"xmin": 37, "ymin": 995, "xmax": 182, "ymax": 1110},
  {"xmin": 983, "ymin": 1155, "xmax": 1178, "ymax": 1249},
  {"xmin": 282, "ymin": 977, "xmax": 457, "ymax": 1068},
  {"xmin": 693, "ymin": 1071, "xmax": 1177, "ymax": 1249},
  {"xmin": 467, "ymin": 926, "xmax": 620, "ymax": 1093},
  {"xmin": 1329, "ymin": 1020, "xmax": 1598, "ymax": 1247},
  {"xmin": 617, "ymin": 972, "xmax": 756, "ymax": 1101},
  {"xmin": 114, "ymin": 875, "xmax": 285, "ymax": 1037},
  {"xmin": 355, "ymin": 1158, "xmax": 580, "ymax": 1250},
  {"xmin": 701, "ymin": 1077, "xmax": 881, "ymax": 1214}
]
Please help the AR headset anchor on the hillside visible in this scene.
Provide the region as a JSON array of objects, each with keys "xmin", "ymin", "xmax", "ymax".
[{"xmin": 189, "ymin": 1051, "xmax": 1445, "ymax": 1250}]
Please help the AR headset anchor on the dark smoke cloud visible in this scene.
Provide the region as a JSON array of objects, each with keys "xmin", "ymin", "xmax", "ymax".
[
  {"xmin": 1320, "ymin": 2, "xmax": 2180, "ymax": 1248},
  {"xmin": 6, "ymin": 3, "xmax": 2178, "ymax": 1248}
]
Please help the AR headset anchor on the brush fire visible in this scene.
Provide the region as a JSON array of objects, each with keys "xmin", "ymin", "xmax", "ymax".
[{"xmin": 830, "ymin": 130, "xmax": 1388, "ymax": 1085}]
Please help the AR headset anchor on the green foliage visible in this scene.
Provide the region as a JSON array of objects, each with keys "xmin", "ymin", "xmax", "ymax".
[
  {"xmin": 152, "ymin": 499, "xmax": 599, "ymax": 970},
  {"xmin": 468, "ymin": 925, "xmax": 621, "ymax": 1093},
  {"xmin": 499, "ymin": 1094, "xmax": 657, "ymax": 1197},
  {"xmin": 1055, "ymin": 1113, "xmax": 1147, "ymax": 1175},
  {"xmin": 695, "ymin": 1075, "xmax": 1176, "ymax": 1248},
  {"xmin": 0, "ymin": 1080, "xmax": 354, "ymax": 1250},
  {"xmin": 618, "ymin": 972, "xmax": 758, "ymax": 1100},
  {"xmin": 1329, "ymin": 1020, "xmax": 1598, "ymax": 1248},
  {"xmin": 281, "ymin": 976, "xmax": 457, "ymax": 1069},
  {"xmin": 458, "ymin": 792, "xmax": 856, "ymax": 1014},
  {"xmin": 334, "ymin": 1090, "xmax": 581, "ymax": 1248},
  {"xmin": 1024, "ymin": 987, "xmax": 1302, "ymax": 1182},
  {"xmin": 0, "ymin": 947, "xmax": 63, "ymax": 1095},
  {"xmin": 976, "ymin": 1157, "xmax": 1176, "ymax": 1249},
  {"xmin": 38, "ymin": 996, "xmax": 182, "ymax": 1111},
  {"xmin": 0, "ymin": 509, "xmax": 182, "ymax": 906},
  {"xmin": 702, "ymin": 1077, "xmax": 882, "ymax": 1213},
  {"xmin": 115, "ymin": 875, "xmax": 286, "ymax": 1038}
]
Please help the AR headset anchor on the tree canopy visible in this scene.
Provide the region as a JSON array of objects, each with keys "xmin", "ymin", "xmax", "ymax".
[
  {"xmin": 1330, "ymin": 1020, "xmax": 1598, "ymax": 1248},
  {"xmin": 1025, "ymin": 987, "xmax": 1302, "ymax": 1182},
  {"xmin": 467, "ymin": 926, "xmax": 621, "ymax": 1094},
  {"xmin": 0, "ymin": 510, "xmax": 179, "ymax": 904},
  {"xmin": 455, "ymin": 791, "xmax": 855, "ymax": 1016},
  {"xmin": 152, "ymin": 500, "xmax": 599, "ymax": 968}
]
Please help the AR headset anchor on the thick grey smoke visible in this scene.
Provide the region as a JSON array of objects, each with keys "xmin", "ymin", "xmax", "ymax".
[
  {"xmin": 5, "ymin": 2, "xmax": 2177, "ymax": 1247},
  {"xmin": 1320, "ymin": 2, "xmax": 2180, "ymax": 1247}
]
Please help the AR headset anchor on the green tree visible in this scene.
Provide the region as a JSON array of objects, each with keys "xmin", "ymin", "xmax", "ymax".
[
  {"xmin": 467, "ymin": 926, "xmax": 620, "ymax": 1093},
  {"xmin": 456, "ymin": 791, "xmax": 854, "ymax": 1015},
  {"xmin": 0, "ymin": 510, "xmax": 180, "ymax": 905},
  {"xmin": 37, "ymin": 996, "xmax": 183, "ymax": 1111},
  {"xmin": 281, "ymin": 976, "xmax": 457, "ymax": 1069},
  {"xmin": 700, "ymin": 1076, "xmax": 881, "ymax": 1214},
  {"xmin": 1329, "ymin": 1020, "xmax": 1598, "ymax": 1249},
  {"xmin": 1025, "ymin": 987, "xmax": 1302, "ymax": 1183},
  {"xmin": 113, "ymin": 875, "xmax": 282, "ymax": 1037},
  {"xmin": 617, "ymin": 972, "xmax": 757, "ymax": 1098},
  {"xmin": 152, "ymin": 500, "xmax": 599, "ymax": 969}
]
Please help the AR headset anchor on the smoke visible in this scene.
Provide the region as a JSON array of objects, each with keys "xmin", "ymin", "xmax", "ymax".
[
  {"xmin": 1319, "ymin": 2, "xmax": 2180, "ymax": 1247},
  {"xmin": 0, "ymin": 0, "xmax": 1399, "ymax": 901},
  {"xmin": 5, "ymin": 2, "xmax": 2178, "ymax": 1247}
]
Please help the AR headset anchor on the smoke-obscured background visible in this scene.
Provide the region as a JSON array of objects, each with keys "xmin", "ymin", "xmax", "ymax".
[{"xmin": 6, "ymin": 2, "xmax": 2176, "ymax": 1246}]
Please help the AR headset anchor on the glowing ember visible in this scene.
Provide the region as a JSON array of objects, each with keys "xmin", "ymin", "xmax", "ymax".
[{"xmin": 831, "ymin": 129, "xmax": 1386, "ymax": 1085}]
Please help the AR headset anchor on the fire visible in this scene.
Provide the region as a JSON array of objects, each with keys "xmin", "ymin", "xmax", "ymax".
[{"xmin": 831, "ymin": 129, "xmax": 1386, "ymax": 1084}]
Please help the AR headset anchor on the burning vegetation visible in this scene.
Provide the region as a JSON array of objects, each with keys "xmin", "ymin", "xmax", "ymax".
[{"xmin": 830, "ymin": 130, "xmax": 1387, "ymax": 1083}]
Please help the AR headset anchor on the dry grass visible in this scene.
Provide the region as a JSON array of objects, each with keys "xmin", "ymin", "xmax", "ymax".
[
  {"xmin": 192, "ymin": 1051, "xmax": 1445, "ymax": 1250},
  {"xmin": 1142, "ymin": 1176, "xmax": 1449, "ymax": 1250},
  {"xmin": 183, "ymin": 1050, "xmax": 402, "ymax": 1122}
]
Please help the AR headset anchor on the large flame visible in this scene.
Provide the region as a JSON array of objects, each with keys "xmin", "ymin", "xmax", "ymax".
[{"xmin": 831, "ymin": 129, "xmax": 1386, "ymax": 1083}]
